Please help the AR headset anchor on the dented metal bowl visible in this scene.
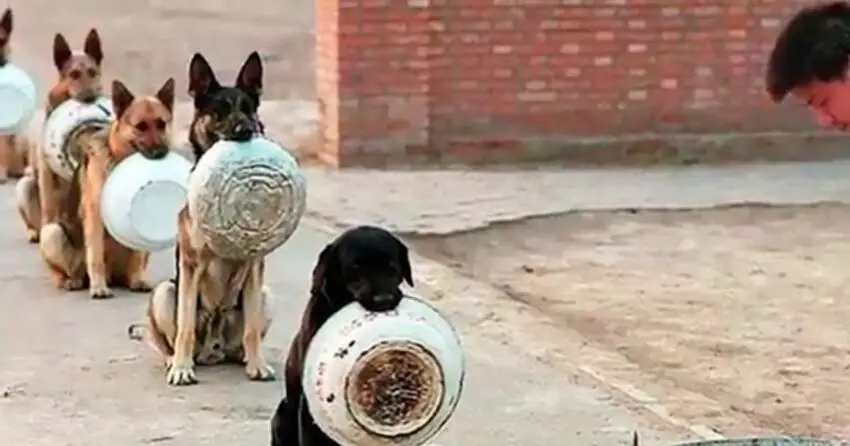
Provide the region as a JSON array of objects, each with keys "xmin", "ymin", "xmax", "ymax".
[
  {"xmin": 302, "ymin": 295, "xmax": 466, "ymax": 446},
  {"xmin": 186, "ymin": 136, "xmax": 306, "ymax": 260}
]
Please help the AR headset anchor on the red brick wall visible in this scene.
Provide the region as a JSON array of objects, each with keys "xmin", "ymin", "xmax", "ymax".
[{"xmin": 316, "ymin": 0, "xmax": 839, "ymax": 167}]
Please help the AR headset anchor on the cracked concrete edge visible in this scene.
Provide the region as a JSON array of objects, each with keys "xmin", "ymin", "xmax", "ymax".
[{"xmin": 303, "ymin": 216, "xmax": 726, "ymax": 442}]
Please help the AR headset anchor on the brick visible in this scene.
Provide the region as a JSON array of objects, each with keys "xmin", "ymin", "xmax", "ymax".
[{"xmin": 316, "ymin": 0, "xmax": 822, "ymax": 167}]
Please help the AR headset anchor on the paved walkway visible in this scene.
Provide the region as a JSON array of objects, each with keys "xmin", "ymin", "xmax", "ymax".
[
  {"xmin": 0, "ymin": 185, "xmax": 678, "ymax": 445},
  {"xmin": 303, "ymin": 161, "xmax": 850, "ymax": 234}
]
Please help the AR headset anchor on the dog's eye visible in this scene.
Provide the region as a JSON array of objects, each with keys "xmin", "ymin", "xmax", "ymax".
[
  {"xmin": 213, "ymin": 101, "xmax": 229, "ymax": 118},
  {"xmin": 87, "ymin": 68, "xmax": 98, "ymax": 78},
  {"xmin": 68, "ymin": 69, "xmax": 82, "ymax": 80},
  {"xmin": 135, "ymin": 122, "xmax": 149, "ymax": 132},
  {"xmin": 346, "ymin": 265, "xmax": 362, "ymax": 278}
]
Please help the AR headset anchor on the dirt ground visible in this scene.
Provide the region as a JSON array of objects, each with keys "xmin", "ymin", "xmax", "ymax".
[{"xmin": 407, "ymin": 203, "xmax": 850, "ymax": 440}]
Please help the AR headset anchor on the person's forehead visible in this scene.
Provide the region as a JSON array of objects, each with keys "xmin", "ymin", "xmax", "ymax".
[{"xmin": 792, "ymin": 82, "xmax": 831, "ymax": 102}]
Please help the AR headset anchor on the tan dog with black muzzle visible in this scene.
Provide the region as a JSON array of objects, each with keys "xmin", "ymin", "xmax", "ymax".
[
  {"xmin": 0, "ymin": 9, "xmax": 37, "ymax": 186},
  {"xmin": 129, "ymin": 53, "xmax": 276, "ymax": 386},
  {"xmin": 39, "ymin": 78, "xmax": 175, "ymax": 299},
  {"xmin": 16, "ymin": 29, "xmax": 105, "ymax": 243}
]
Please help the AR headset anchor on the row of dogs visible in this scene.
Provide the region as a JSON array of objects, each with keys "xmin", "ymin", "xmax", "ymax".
[{"xmin": 0, "ymin": 9, "xmax": 417, "ymax": 446}]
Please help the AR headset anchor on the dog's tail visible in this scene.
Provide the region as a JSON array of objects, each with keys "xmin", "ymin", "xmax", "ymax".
[{"xmin": 127, "ymin": 322, "xmax": 148, "ymax": 341}]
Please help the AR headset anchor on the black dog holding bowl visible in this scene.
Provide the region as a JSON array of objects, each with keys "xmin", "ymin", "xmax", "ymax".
[{"xmin": 272, "ymin": 226, "xmax": 465, "ymax": 446}]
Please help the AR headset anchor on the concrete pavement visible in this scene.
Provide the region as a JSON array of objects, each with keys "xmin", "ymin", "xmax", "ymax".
[{"xmin": 0, "ymin": 182, "xmax": 676, "ymax": 445}]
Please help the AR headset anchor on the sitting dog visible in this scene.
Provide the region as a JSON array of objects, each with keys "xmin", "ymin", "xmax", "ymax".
[
  {"xmin": 131, "ymin": 51, "xmax": 276, "ymax": 386},
  {"xmin": 16, "ymin": 29, "xmax": 104, "ymax": 243},
  {"xmin": 39, "ymin": 78, "xmax": 175, "ymax": 298},
  {"xmin": 0, "ymin": 8, "xmax": 35, "ymax": 185},
  {"xmin": 270, "ymin": 225, "xmax": 414, "ymax": 446}
]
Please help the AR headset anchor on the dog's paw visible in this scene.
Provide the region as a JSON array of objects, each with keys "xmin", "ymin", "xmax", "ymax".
[
  {"xmin": 26, "ymin": 229, "xmax": 39, "ymax": 243},
  {"xmin": 128, "ymin": 278, "xmax": 152, "ymax": 293},
  {"xmin": 60, "ymin": 278, "xmax": 85, "ymax": 291},
  {"xmin": 166, "ymin": 358, "xmax": 198, "ymax": 386},
  {"xmin": 89, "ymin": 285, "xmax": 114, "ymax": 299},
  {"xmin": 245, "ymin": 360, "xmax": 276, "ymax": 382}
]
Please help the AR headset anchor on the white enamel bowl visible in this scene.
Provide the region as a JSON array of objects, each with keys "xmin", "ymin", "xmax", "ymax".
[
  {"xmin": 302, "ymin": 295, "xmax": 466, "ymax": 446},
  {"xmin": 186, "ymin": 136, "xmax": 307, "ymax": 260},
  {"xmin": 0, "ymin": 63, "xmax": 37, "ymax": 135},
  {"xmin": 42, "ymin": 96, "xmax": 114, "ymax": 179},
  {"xmin": 100, "ymin": 152, "xmax": 193, "ymax": 252}
]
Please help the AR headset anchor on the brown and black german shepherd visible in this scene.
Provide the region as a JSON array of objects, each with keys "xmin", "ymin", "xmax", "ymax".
[
  {"xmin": 39, "ymin": 78, "xmax": 175, "ymax": 299},
  {"xmin": 0, "ymin": 8, "xmax": 36, "ymax": 184},
  {"xmin": 129, "ymin": 52, "xmax": 275, "ymax": 386},
  {"xmin": 16, "ymin": 29, "xmax": 105, "ymax": 243}
]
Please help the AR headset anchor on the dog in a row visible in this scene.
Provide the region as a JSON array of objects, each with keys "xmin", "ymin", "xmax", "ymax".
[
  {"xmin": 16, "ymin": 28, "xmax": 105, "ymax": 244},
  {"xmin": 0, "ymin": 9, "xmax": 35, "ymax": 185}
]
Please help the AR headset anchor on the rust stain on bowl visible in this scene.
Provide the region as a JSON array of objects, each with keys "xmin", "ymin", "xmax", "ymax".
[{"xmin": 345, "ymin": 341, "xmax": 444, "ymax": 437}]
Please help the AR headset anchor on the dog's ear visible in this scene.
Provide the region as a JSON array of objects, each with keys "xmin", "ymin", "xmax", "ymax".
[
  {"xmin": 310, "ymin": 243, "xmax": 339, "ymax": 297},
  {"xmin": 83, "ymin": 28, "xmax": 103, "ymax": 66},
  {"xmin": 1, "ymin": 9, "xmax": 12, "ymax": 36},
  {"xmin": 155, "ymin": 78, "xmax": 175, "ymax": 113},
  {"xmin": 188, "ymin": 53, "xmax": 220, "ymax": 98},
  {"xmin": 111, "ymin": 80, "xmax": 135, "ymax": 119},
  {"xmin": 52, "ymin": 33, "xmax": 72, "ymax": 72},
  {"xmin": 395, "ymin": 238, "xmax": 414, "ymax": 287},
  {"xmin": 235, "ymin": 51, "xmax": 263, "ymax": 97}
]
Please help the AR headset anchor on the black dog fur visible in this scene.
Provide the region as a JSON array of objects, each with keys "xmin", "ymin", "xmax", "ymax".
[{"xmin": 271, "ymin": 225, "xmax": 414, "ymax": 446}]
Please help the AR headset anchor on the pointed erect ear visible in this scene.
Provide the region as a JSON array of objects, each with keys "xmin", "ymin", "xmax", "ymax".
[
  {"xmin": 155, "ymin": 78, "xmax": 175, "ymax": 113},
  {"xmin": 235, "ymin": 51, "xmax": 263, "ymax": 97},
  {"xmin": 0, "ymin": 9, "xmax": 13, "ymax": 36},
  {"xmin": 187, "ymin": 53, "xmax": 219, "ymax": 98},
  {"xmin": 111, "ymin": 80, "xmax": 135, "ymax": 118},
  {"xmin": 83, "ymin": 28, "xmax": 103, "ymax": 66},
  {"xmin": 53, "ymin": 33, "xmax": 72, "ymax": 72}
]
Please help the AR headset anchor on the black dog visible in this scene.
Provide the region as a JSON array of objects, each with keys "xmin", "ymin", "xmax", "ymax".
[{"xmin": 271, "ymin": 226, "xmax": 414, "ymax": 446}]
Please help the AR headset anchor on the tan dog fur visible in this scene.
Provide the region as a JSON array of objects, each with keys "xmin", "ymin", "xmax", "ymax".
[
  {"xmin": 39, "ymin": 78, "xmax": 175, "ymax": 299},
  {"xmin": 133, "ymin": 53, "xmax": 275, "ymax": 386},
  {"xmin": 16, "ymin": 29, "xmax": 104, "ymax": 243},
  {"xmin": 0, "ymin": 9, "xmax": 35, "ymax": 184}
]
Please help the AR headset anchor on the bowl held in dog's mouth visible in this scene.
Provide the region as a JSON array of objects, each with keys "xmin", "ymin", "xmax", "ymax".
[
  {"xmin": 100, "ymin": 152, "xmax": 193, "ymax": 252},
  {"xmin": 0, "ymin": 63, "xmax": 37, "ymax": 136},
  {"xmin": 42, "ymin": 96, "xmax": 114, "ymax": 179},
  {"xmin": 302, "ymin": 295, "xmax": 466, "ymax": 446},
  {"xmin": 186, "ymin": 136, "xmax": 307, "ymax": 260}
]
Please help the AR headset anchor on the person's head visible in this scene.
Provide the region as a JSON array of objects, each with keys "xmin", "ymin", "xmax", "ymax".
[{"xmin": 766, "ymin": 1, "xmax": 850, "ymax": 130}]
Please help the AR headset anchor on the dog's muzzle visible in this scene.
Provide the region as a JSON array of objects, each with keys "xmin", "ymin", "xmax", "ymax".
[
  {"xmin": 231, "ymin": 121, "xmax": 256, "ymax": 142},
  {"xmin": 75, "ymin": 90, "xmax": 99, "ymax": 103},
  {"xmin": 134, "ymin": 143, "xmax": 170, "ymax": 160}
]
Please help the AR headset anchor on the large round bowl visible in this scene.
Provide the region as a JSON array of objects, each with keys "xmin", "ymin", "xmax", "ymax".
[
  {"xmin": 186, "ymin": 136, "xmax": 306, "ymax": 260},
  {"xmin": 100, "ymin": 152, "xmax": 193, "ymax": 252},
  {"xmin": 302, "ymin": 295, "xmax": 466, "ymax": 446},
  {"xmin": 42, "ymin": 96, "xmax": 114, "ymax": 179},
  {"xmin": 0, "ymin": 63, "xmax": 37, "ymax": 135}
]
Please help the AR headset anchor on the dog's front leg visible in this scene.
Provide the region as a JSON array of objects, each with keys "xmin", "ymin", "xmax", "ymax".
[
  {"xmin": 125, "ymin": 252, "xmax": 153, "ymax": 292},
  {"xmin": 0, "ymin": 135, "xmax": 13, "ymax": 183},
  {"xmin": 242, "ymin": 259, "xmax": 275, "ymax": 381},
  {"xmin": 82, "ymin": 167, "xmax": 111, "ymax": 299},
  {"xmin": 36, "ymin": 148, "xmax": 58, "ymax": 226},
  {"xmin": 167, "ymin": 256, "xmax": 203, "ymax": 386}
]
